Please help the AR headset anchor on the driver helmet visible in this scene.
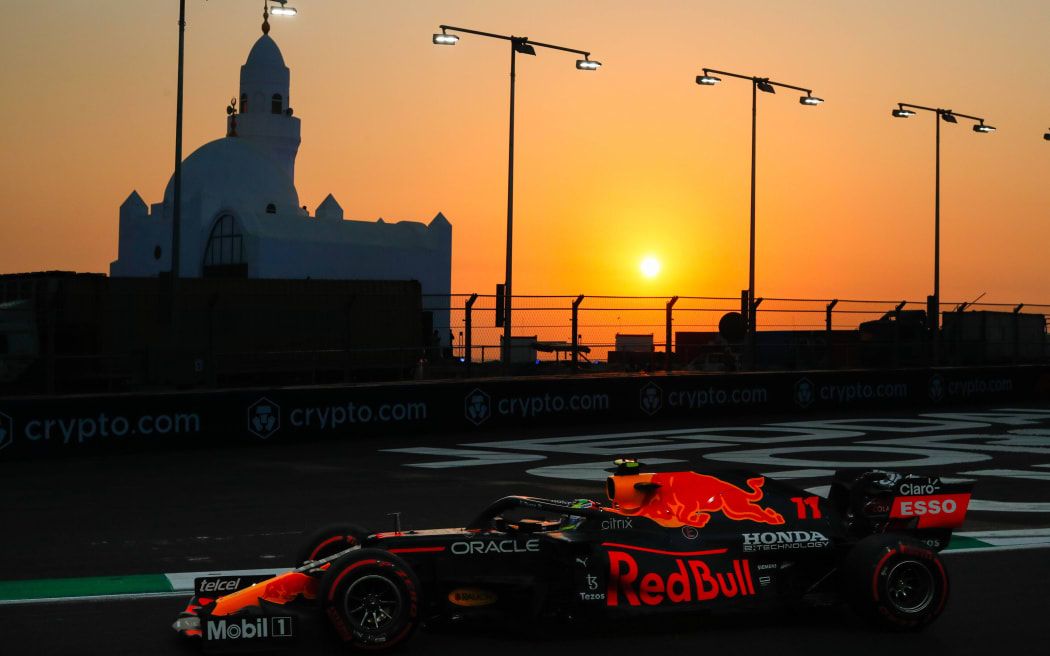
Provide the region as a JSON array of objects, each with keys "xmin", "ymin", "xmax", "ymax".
[{"xmin": 562, "ymin": 499, "xmax": 599, "ymax": 530}]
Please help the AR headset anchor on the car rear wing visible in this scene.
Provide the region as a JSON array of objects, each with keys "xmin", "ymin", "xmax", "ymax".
[
  {"xmin": 830, "ymin": 469, "xmax": 974, "ymax": 533},
  {"xmin": 886, "ymin": 478, "xmax": 974, "ymax": 531}
]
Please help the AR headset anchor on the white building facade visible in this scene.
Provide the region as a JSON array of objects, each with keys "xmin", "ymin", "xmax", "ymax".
[{"xmin": 110, "ymin": 28, "xmax": 452, "ymax": 344}]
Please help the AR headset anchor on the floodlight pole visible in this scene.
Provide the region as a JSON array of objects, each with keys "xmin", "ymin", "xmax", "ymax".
[
  {"xmin": 935, "ymin": 111, "xmax": 940, "ymax": 358},
  {"xmin": 173, "ymin": 0, "xmax": 185, "ymax": 282},
  {"xmin": 506, "ymin": 37, "xmax": 517, "ymax": 373},
  {"xmin": 698, "ymin": 69, "xmax": 821, "ymax": 369},
  {"xmin": 892, "ymin": 102, "xmax": 993, "ymax": 364},
  {"xmin": 166, "ymin": 0, "xmax": 187, "ymax": 371},
  {"xmin": 436, "ymin": 25, "xmax": 598, "ymax": 372},
  {"xmin": 749, "ymin": 79, "xmax": 756, "ymax": 361}
]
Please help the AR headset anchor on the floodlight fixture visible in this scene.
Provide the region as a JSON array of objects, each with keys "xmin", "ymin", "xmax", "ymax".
[
  {"xmin": 892, "ymin": 108, "xmax": 916, "ymax": 118},
  {"xmin": 972, "ymin": 123, "xmax": 995, "ymax": 133},
  {"xmin": 756, "ymin": 79, "xmax": 776, "ymax": 94},
  {"xmin": 800, "ymin": 94, "xmax": 823, "ymax": 106},
  {"xmin": 433, "ymin": 32, "xmax": 459, "ymax": 45},
  {"xmin": 696, "ymin": 74, "xmax": 721, "ymax": 85},
  {"xmin": 576, "ymin": 58, "xmax": 601, "ymax": 70},
  {"xmin": 1044, "ymin": 130, "xmax": 1050, "ymax": 141},
  {"xmin": 941, "ymin": 112, "xmax": 958, "ymax": 123},
  {"xmin": 269, "ymin": 1, "xmax": 296, "ymax": 16},
  {"xmin": 512, "ymin": 38, "xmax": 536, "ymax": 56}
]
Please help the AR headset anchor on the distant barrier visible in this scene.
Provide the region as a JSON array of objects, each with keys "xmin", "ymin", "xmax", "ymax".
[
  {"xmin": 1, "ymin": 364, "xmax": 1047, "ymax": 461},
  {"xmin": 3, "ymin": 278, "xmax": 1046, "ymax": 395},
  {"xmin": 433, "ymin": 293, "xmax": 1049, "ymax": 366}
]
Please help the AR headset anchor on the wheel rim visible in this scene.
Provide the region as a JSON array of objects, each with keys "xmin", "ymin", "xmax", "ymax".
[
  {"xmin": 343, "ymin": 574, "xmax": 402, "ymax": 633},
  {"xmin": 885, "ymin": 559, "xmax": 935, "ymax": 614}
]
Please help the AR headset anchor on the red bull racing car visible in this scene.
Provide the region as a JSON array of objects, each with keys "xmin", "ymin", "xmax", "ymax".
[{"xmin": 172, "ymin": 460, "xmax": 973, "ymax": 652}]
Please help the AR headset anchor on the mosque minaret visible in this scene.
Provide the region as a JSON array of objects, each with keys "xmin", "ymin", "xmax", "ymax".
[{"xmin": 111, "ymin": 16, "xmax": 452, "ymax": 345}]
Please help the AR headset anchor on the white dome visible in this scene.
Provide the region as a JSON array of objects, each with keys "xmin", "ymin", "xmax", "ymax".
[
  {"xmin": 163, "ymin": 137, "xmax": 299, "ymax": 214},
  {"xmin": 244, "ymin": 34, "xmax": 285, "ymax": 71}
]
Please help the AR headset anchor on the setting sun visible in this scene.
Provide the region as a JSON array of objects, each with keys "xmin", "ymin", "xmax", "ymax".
[{"xmin": 640, "ymin": 257, "xmax": 660, "ymax": 278}]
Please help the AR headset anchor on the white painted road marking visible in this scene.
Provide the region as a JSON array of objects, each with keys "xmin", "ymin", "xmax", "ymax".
[
  {"xmin": 385, "ymin": 407, "xmax": 1050, "ymax": 514},
  {"xmin": 960, "ymin": 469, "xmax": 1050, "ymax": 481},
  {"xmin": 382, "ymin": 447, "xmax": 545, "ymax": 468}
]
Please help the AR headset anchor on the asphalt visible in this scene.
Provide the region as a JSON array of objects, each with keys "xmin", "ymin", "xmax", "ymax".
[{"xmin": 1, "ymin": 401, "xmax": 1048, "ymax": 653}]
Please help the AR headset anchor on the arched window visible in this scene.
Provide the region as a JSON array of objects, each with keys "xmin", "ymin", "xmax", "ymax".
[
  {"xmin": 202, "ymin": 214, "xmax": 246, "ymax": 277},
  {"xmin": 271, "ymin": 94, "xmax": 282, "ymax": 114},
  {"xmin": 240, "ymin": 93, "xmax": 248, "ymax": 113}
]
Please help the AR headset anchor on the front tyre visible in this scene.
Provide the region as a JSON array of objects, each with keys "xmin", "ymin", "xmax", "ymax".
[
  {"xmin": 842, "ymin": 534, "xmax": 948, "ymax": 630},
  {"xmin": 320, "ymin": 549, "xmax": 422, "ymax": 651},
  {"xmin": 296, "ymin": 523, "xmax": 369, "ymax": 566}
]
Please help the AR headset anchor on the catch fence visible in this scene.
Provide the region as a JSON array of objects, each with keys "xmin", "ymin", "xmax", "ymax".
[{"xmin": 427, "ymin": 294, "xmax": 1050, "ymax": 369}]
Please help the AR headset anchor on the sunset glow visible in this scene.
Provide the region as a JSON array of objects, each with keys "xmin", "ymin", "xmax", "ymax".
[
  {"xmin": 641, "ymin": 257, "xmax": 660, "ymax": 278},
  {"xmin": 2, "ymin": 2, "xmax": 1048, "ymax": 306}
]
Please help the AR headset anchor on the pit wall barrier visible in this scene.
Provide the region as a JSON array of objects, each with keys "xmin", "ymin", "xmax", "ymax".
[{"xmin": 1, "ymin": 365, "xmax": 1048, "ymax": 461}]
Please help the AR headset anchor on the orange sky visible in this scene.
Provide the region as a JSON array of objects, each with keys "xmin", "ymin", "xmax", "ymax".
[{"xmin": 2, "ymin": 1, "xmax": 1048, "ymax": 305}]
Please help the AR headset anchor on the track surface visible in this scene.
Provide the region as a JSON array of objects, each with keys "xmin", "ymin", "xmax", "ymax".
[{"xmin": 2, "ymin": 402, "xmax": 1049, "ymax": 654}]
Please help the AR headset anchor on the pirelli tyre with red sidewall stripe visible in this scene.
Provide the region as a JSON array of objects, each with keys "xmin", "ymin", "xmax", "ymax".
[
  {"xmin": 320, "ymin": 549, "xmax": 422, "ymax": 651},
  {"xmin": 295, "ymin": 523, "xmax": 369, "ymax": 566},
  {"xmin": 841, "ymin": 534, "xmax": 948, "ymax": 630}
]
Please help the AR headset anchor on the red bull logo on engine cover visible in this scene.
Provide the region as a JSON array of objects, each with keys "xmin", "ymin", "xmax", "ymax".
[{"xmin": 613, "ymin": 472, "xmax": 785, "ymax": 528}]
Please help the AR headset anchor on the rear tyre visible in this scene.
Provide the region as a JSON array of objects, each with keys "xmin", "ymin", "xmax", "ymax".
[
  {"xmin": 320, "ymin": 549, "xmax": 422, "ymax": 651},
  {"xmin": 296, "ymin": 523, "xmax": 369, "ymax": 566},
  {"xmin": 842, "ymin": 534, "xmax": 948, "ymax": 630}
]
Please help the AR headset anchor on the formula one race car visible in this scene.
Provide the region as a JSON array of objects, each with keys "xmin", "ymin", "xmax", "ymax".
[{"xmin": 172, "ymin": 460, "xmax": 973, "ymax": 652}]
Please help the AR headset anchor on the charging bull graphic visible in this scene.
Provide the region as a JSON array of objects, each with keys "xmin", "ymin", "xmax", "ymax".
[{"xmin": 608, "ymin": 472, "xmax": 785, "ymax": 528}]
